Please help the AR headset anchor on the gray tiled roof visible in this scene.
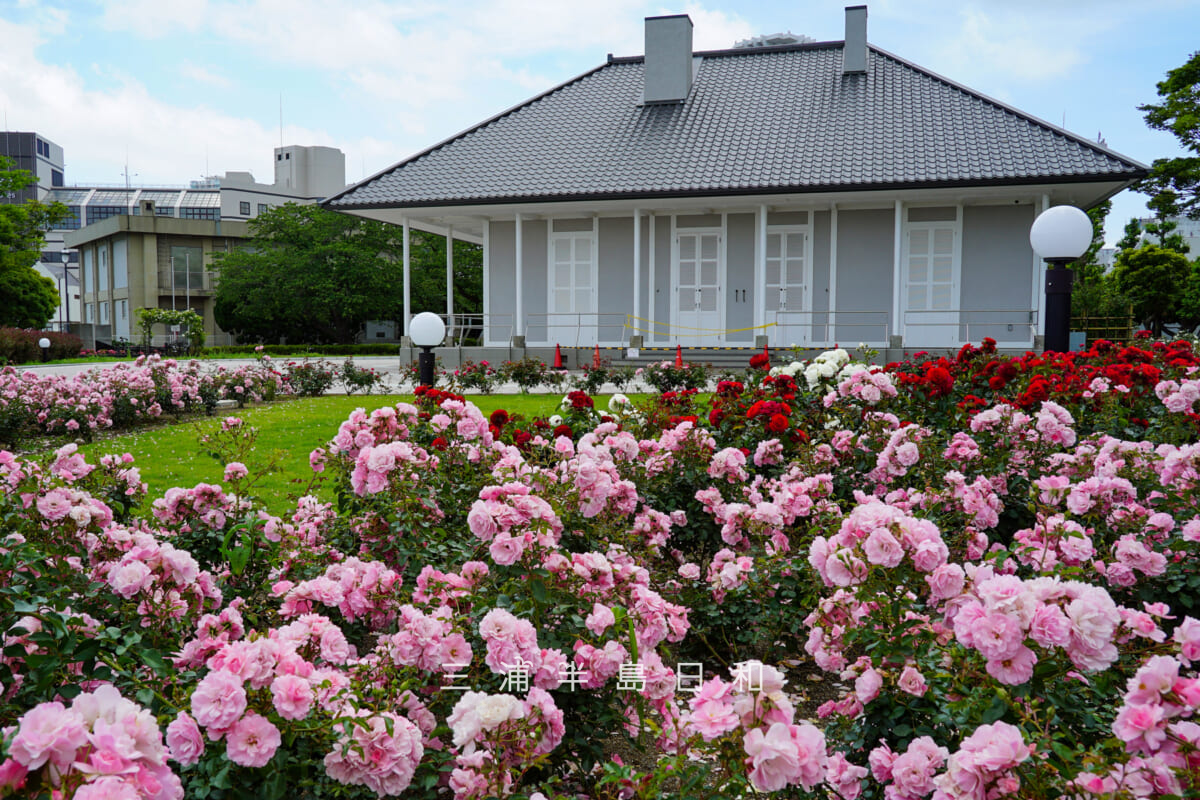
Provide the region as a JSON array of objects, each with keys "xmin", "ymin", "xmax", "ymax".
[{"xmin": 329, "ymin": 43, "xmax": 1145, "ymax": 209}]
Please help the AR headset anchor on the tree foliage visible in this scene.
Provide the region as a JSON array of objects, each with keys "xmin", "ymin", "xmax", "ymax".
[
  {"xmin": 1110, "ymin": 244, "xmax": 1192, "ymax": 336},
  {"xmin": 213, "ymin": 204, "xmax": 408, "ymax": 344},
  {"xmin": 1070, "ymin": 202, "xmax": 1125, "ymax": 321},
  {"xmin": 0, "ymin": 156, "xmax": 67, "ymax": 329},
  {"xmin": 212, "ymin": 204, "xmax": 483, "ymax": 344},
  {"xmin": 1137, "ymin": 50, "xmax": 1200, "ymax": 219}
]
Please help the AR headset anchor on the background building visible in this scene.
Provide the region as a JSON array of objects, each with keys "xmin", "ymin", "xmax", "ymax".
[
  {"xmin": 2, "ymin": 134, "xmax": 346, "ymax": 339},
  {"xmin": 0, "ymin": 131, "xmax": 64, "ymax": 202},
  {"xmin": 64, "ymin": 213, "xmax": 250, "ymax": 347}
]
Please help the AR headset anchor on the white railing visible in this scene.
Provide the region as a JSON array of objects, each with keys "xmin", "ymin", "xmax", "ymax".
[
  {"xmin": 772, "ymin": 310, "xmax": 892, "ymax": 348},
  {"xmin": 901, "ymin": 309, "xmax": 1038, "ymax": 347},
  {"xmin": 525, "ymin": 312, "xmax": 633, "ymax": 348}
]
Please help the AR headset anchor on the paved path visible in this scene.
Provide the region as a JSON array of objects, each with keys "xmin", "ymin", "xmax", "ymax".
[{"xmin": 13, "ymin": 357, "xmax": 659, "ymax": 395}]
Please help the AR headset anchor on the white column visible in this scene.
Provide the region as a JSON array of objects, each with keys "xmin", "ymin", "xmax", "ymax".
[
  {"xmin": 757, "ymin": 204, "xmax": 767, "ymax": 339},
  {"xmin": 402, "ymin": 218, "xmax": 411, "ymax": 338},
  {"xmin": 648, "ymin": 214, "xmax": 656, "ymax": 343},
  {"xmin": 633, "ymin": 208, "xmax": 642, "ymax": 337},
  {"xmin": 1036, "ymin": 194, "xmax": 1050, "ymax": 338},
  {"xmin": 828, "ymin": 203, "xmax": 838, "ymax": 344},
  {"xmin": 515, "ymin": 212, "xmax": 524, "ymax": 338},
  {"xmin": 892, "ymin": 199, "xmax": 904, "ymax": 339},
  {"xmin": 482, "ymin": 221, "xmax": 492, "ymax": 345},
  {"xmin": 446, "ymin": 225, "xmax": 454, "ymax": 324}
]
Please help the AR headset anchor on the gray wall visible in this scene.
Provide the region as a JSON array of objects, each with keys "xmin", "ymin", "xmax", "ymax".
[
  {"xmin": 487, "ymin": 221, "xmax": 516, "ymax": 343},
  {"xmin": 521, "ymin": 220, "xmax": 549, "ymax": 344},
  {"xmin": 726, "ymin": 213, "xmax": 755, "ymax": 343},
  {"xmin": 811, "ymin": 210, "xmax": 832, "ymax": 342},
  {"xmin": 488, "ymin": 219, "xmax": 548, "ymax": 344},
  {"xmin": 835, "ymin": 208, "xmax": 894, "ymax": 344},
  {"xmin": 598, "ymin": 217, "xmax": 634, "ymax": 343},
  {"xmin": 961, "ymin": 204, "xmax": 1036, "ymax": 344}
]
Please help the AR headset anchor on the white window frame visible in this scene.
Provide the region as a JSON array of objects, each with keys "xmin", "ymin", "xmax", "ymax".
[
  {"xmin": 764, "ymin": 223, "xmax": 814, "ymax": 346},
  {"xmin": 670, "ymin": 220, "xmax": 726, "ymax": 347},
  {"xmin": 901, "ymin": 206, "xmax": 962, "ymax": 345},
  {"xmin": 546, "ymin": 227, "xmax": 597, "ymax": 346}
]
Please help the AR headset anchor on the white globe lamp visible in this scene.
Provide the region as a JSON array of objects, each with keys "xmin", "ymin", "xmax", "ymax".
[
  {"xmin": 410, "ymin": 312, "xmax": 446, "ymax": 386},
  {"xmin": 1030, "ymin": 205, "xmax": 1092, "ymax": 354}
]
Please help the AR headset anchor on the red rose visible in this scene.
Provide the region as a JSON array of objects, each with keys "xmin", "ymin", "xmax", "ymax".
[{"xmin": 768, "ymin": 413, "xmax": 789, "ymax": 433}]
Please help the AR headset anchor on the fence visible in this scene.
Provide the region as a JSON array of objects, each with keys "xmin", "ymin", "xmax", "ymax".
[{"xmin": 1071, "ymin": 312, "xmax": 1136, "ymax": 345}]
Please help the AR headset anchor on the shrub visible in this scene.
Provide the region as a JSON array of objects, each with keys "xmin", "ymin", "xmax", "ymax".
[
  {"xmin": 639, "ymin": 358, "xmax": 710, "ymax": 392},
  {"xmin": 450, "ymin": 358, "xmax": 499, "ymax": 394},
  {"xmin": 573, "ymin": 360, "xmax": 639, "ymax": 394},
  {"xmin": 339, "ymin": 358, "xmax": 388, "ymax": 395},
  {"xmin": 0, "ymin": 327, "xmax": 82, "ymax": 364},
  {"xmin": 499, "ymin": 356, "xmax": 555, "ymax": 393},
  {"xmin": 283, "ymin": 358, "xmax": 338, "ymax": 397}
]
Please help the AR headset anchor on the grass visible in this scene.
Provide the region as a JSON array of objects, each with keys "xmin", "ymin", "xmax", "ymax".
[{"xmin": 69, "ymin": 393, "xmax": 647, "ymax": 511}]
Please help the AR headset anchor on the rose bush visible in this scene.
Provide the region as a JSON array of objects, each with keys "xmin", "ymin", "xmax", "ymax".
[{"xmin": 1, "ymin": 339, "xmax": 1199, "ymax": 799}]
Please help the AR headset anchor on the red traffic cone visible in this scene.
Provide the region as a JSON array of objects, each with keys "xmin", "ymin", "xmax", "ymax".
[
  {"xmin": 593, "ymin": 344, "xmax": 602, "ymax": 368},
  {"xmin": 762, "ymin": 341, "xmax": 770, "ymax": 363},
  {"xmin": 675, "ymin": 344, "xmax": 684, "ymax": 368},
  {"xmin": 553, "ymin": 343, "xmax": 564, "ymax": 369}
]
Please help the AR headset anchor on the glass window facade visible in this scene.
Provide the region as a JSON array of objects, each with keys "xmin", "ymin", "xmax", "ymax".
[{"xmin": 170, "ymin": 245, "xmax": 205, "ymax": 291}]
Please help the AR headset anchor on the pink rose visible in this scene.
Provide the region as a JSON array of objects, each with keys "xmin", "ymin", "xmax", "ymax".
[
  {"xmin": 585, "ymin": 603, "xmax": 616, "ymax": 636},
  {"xmin": 855, "ymin": 668, "xmax": 882, "ymax": 704},
  {"xmin": 863, "ymin": 529, "xmax": 904, "ymax": 568},
  {"xmin": 270, "ymin": 674, "xmax": 314, "ymax": 721},
  {"xmin": 897, "ymin": 666, "xmax": 927, "ymax": 697},
  {"xmin": 166, "ymin": 711, "xmax": 205, "ymax": 766},
  {"xmin": 191, "ymin": 670, "xmax": 247, "ymax": 731},
  {"xmin": 225, "ymin": 713, "xmax": 281, "ymax": 768},
  {"xmin": 9, "ymin": 702, "xmax": 87, "ymax": 770}
]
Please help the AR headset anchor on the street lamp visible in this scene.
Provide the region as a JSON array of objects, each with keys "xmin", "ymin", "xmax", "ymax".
[
  {"xmin": 410, "ymin": 312, "xmax": 446, "ymax": 387},
  {"xmin": 38, "ymin": 337, "xmax": 51, "ymax": 363},
  {"xmin": 1030, "ymin": 205, "xmax": 1093, "ymax": 354}
]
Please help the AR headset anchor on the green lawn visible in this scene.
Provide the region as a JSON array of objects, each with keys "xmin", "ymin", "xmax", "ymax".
[{"xmin": 71, "ymin": 393, "xmax": 642, "ymax": 512}]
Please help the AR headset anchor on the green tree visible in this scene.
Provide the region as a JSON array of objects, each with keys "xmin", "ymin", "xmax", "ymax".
[
  {"xmin": 213, "ymin": 204, "xmax": 409, "ymax": 344},
  {"xmin": 0, "ymin": 156, "xmax": 67, "ymax": 328},
  {"xmin": 1110, "ymin": 244, "xmax": 1192, "ymax": 336},
  {"xmin": 404, "ymin": 232, "xmax": 483, "ymax": 319},
  {"xmin": 1137, "ymin": 50, "xmax": 1200, "ymax": 219},
  {"xmin": 1070, "ymin": 202, "xmax": 1124, "ymax": 323}
]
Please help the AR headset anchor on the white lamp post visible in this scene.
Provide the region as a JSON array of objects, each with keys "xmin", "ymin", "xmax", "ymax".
[
  {"xmin": 38, "ymin": 336, "xmax": 51, "ymax": 363},
  {"xmin": 1030, "ymin": 205, "xmax": 1093, "ymax": 353},
  {"xmin": 410, "ymin": 312, "xmax": 446, "ymax": 387}
]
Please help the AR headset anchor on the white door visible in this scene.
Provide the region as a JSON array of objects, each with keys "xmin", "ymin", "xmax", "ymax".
[
  {"xmin": 675, "ymin": 230, "xmax": 722, "ymax": 346},
  {"xmin": 903, "ymin": 223, "xmax": 960, "ymax": 348},
  {"xmin": 549, "ymin": 233, "xmax": 595, "ymax": 346},
  {"xmin": 765, "ymin": 229, "xmax": 810, "ymax": 346}
]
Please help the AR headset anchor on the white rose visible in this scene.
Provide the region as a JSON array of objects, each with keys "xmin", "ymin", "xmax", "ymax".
[{"xmin": 476, "ymin": 694, "xmax": 524, "ymax": 730}]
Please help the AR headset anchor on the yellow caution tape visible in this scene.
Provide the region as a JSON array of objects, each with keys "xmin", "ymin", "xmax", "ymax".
[{"xmin": 623, "ymin": 315, "xmax": 777, "ymax": 335}]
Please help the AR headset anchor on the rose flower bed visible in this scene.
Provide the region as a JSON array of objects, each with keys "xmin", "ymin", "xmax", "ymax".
[
  {"xmin": 1, "ymin": 339, "xmax": 1199, "ymax": 799},
  {"xmin": 0, "ymin": 355, "xmax": 350, "ymax": 451}
]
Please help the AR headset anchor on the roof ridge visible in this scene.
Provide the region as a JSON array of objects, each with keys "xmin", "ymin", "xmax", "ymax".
[
  {"xmin": 325, "ymin": 61, "xmax": 613, "ymax": 207},
  {"xmin": 607, "ymin": 39, "xmax": 843, "ymax": 64},
  {"xmin": 867, "ymin": 44, "xmax": 1149, "ymax": 172}
]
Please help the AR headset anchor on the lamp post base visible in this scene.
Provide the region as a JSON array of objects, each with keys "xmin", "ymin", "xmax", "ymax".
[
  {"xmin": 1043, "ymin": 264, "xmax": 1074, "ymax": 354},
  {"xmin": 418, "ymin": 348, "xmax": 436, "ymax": 387}
]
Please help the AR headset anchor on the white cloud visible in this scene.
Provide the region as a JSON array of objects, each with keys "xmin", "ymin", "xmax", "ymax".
[
  {"xmin": 180, "ymin": 62, "xmax": 233, "ymax": 89},
  {"xmin": 0, "ymin": 15, "xmax": 372, "ymax": 185},
  {"xmin": 98, "ymin": 0, "xmax": 210, "ymax": 37}
]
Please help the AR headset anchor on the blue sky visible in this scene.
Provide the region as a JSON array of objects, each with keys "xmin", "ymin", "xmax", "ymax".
[{"xmin": 2, "ymin": 0, "xmax": 1198, "ymax": 244}]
